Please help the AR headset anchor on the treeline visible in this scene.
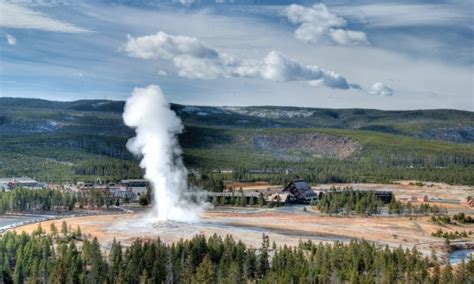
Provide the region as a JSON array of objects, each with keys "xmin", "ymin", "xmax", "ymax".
[
  {"xmin": 2, "ymin": 224, "xmax": 473, "ymax": 283},
  {"xmin": 316, "ymin": 188, "xmax": 384, "ymax": 215},
  {"xmin": 388, "ymin": 200, "xmax": 446, "ymax": 215},
  {"xmin": 453, "ymin": 212, "xmax": 474, "ymax": 223},
  {"xmin": 313, "ymin": 188, "xmax": 448, "ymax": 216},
  {"xmin": 211, "ymin": 190, "xmax": 282, "ymax": 208},
  {"xmin": 431, "ymin": 229, "xmax": 471, "ymax": 240},
  {"xmin": 72, "ymin": 159, "xmax": 143, "ymax": 182},
  {"xmin": 0, "ymin": 188, "xmax": 75, "ymax": 213},
  {"xmin": 189, "ymin": 162, "xmax": 474, "ymax": 192},
  {"xmin": 0, "ymin": 188, "xmax": 132, "ymax": 214},
  {"xmin": 431, "ymin": 213, "xmax": 474, "ymax": 225}
]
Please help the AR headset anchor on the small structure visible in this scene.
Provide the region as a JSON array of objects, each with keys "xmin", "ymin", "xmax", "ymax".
[
  {"xmin": 77, "ymin": 182, "xmax": 108, "ymax": 192},
  {"xmin": 266, "ymin": 193, "xmax": 289, "ymax": 205},
  {"xmin": 282, "ymin": 180, "xmax": 317, "ymax": 204},
  {"xmin": 0, "ymin": 177, "xmax": 46, "ymax": 191},
  {"xmin": 461, "ymin": 196, "xmax": 474, "ymax": 208},
  {"xmin": 410, "ymin": 195, "xmax": 429, "ymax": 203},
  {"xmin": 121, "ymin": 179, "xmax": 149, "ymax": 198},
  {"xmin": 109, "ymin": 184, "xmax": 135, "ymax": 200},
  {"xmin": 372, "ymin": 191, "xmax": 394, "ymax": 204}
]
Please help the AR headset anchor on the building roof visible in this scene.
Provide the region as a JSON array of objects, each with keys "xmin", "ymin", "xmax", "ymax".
[
  {"xmin": 283, "ymin": 180, "xmax": 317, "ymax": 200},
  {"xmin": 121, "ymin": 179, "xmax": 149, "ymax": 183},
  {"xmin": 0, "ymin": 177, "xmax": 39, "ymax": 183}
]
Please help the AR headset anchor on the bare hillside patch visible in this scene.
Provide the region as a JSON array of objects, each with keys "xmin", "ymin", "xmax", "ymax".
[{"xmin": 253, "ymin": 133, "xmax": 362, "ymax": 159}]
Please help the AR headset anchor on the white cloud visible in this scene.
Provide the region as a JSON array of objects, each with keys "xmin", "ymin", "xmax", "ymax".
[
  {"xmin": 5, "ymin": 33, "xmax": 16, "ymax": 45},
  {"xmin": 124, "ymin": 31, "xmax": 350, "ymax": 89},
  {"xmin": 259, "ymin": 51, "xmax": 349, "ymax": 88},
  {"xmin": 0, "ymin": 1, "xmax": 88, "ymax": 33},
  {"xmin": 329, "ymin": 29, "xmax": 368, "ymax": 46},
  {"xmin": 333, "ymin": 3, "xmax": 472, "ymax": 29},
  {"xmin": 158, "ymin": 70, "xmax": 169, "ymax": 76},
  {"xmin": 369, "ymin": 82, "xmax": 393, "ymax": 96},
  {"xmin": 173, "ymin": 0, "xmax": 195, "ymax": 6},
  {"xmin": 286, "ymin": 3, "xmax": 368, "ymax": 46}
]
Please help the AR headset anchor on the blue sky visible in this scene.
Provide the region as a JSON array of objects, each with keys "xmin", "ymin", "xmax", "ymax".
[{"xmin": 0, "ymin": 0, "xmax": 473, "ymax": 110}]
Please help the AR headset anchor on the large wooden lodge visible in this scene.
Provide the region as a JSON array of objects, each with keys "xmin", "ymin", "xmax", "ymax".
[{"xmin": 210, "ymin": 179, "xmax": 394, "ymax": 206}]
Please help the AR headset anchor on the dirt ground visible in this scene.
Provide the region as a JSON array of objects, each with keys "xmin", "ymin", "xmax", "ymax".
[
  {"xmin": 224, "ymin": 181, "xmax": 279, "ymax": 191},
  {"xmin": 317, "ymin": 181, "xmax": 472, "ymax": 200},
  {"xmin": 226, "ymin": 181, "xmax": 472, "ymax": 209},
  {"xmin": 8, "ymin": 182, "xmax": 473, "ymax": 262},
  {"xmin": 11, "ymin": 206, "xmax": 473, "ymax": 262}
]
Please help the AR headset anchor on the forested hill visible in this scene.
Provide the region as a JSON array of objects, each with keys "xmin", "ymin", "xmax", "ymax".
[
  {"xmin": 1, "ymin": 97, "xmax": 473, "ymax": 142},
  {"xmin": 0, "ymin": 97, "xmax": 473, "ymax": 185}
]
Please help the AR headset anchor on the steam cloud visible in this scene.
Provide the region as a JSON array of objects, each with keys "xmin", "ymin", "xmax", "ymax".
[{"xmin": 123, "ymin": 85, "xmax": 199, "ymax": 222}]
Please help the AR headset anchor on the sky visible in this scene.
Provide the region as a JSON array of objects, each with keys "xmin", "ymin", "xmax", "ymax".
[{"xmin": 0, "ymin": 0, "xmax": 473, "ymax": 110}]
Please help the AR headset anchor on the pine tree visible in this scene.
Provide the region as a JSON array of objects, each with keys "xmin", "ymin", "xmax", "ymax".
[
  {"xmin": 13, "ymin": 247, "xmax": 24, "ymax": 284},
  {"xmin": 258, "ymin": 192, "xmax": 264, "ymax": 207},
  {"xmin": 249, "ymin": 196, "xmax": 255, "ymax": 206},
  {"xmin": 50, "ymin": 223, "xmax": 58, "ymax": 237},
  {"xmin": 165, "ymin": 253, "xmax": 174, "ymax": 284},
  {"xmin": 212, "ymin": 195, "xmax": 219, "ymax": 206},
  {"xmin": 180, "ymin": 255, "xmax": 194, "ymax": 284},
  {"xmin": 61, "ymin": 221, "xmax": 68, "ymax": 236},
  {"xmin": 257, "ymin": 234, "xmax": 270, "ymax": 278},
  {"xmin": 196, "ymin": 254, "xmax": 216, "ymax": 284},
  {"xmin": 240, "ymin": 192, "xmax": 247, "ymax": 207},
  {"xmin": 108, "ymin": 238, "xmax": 122, "ymax": 283},
  {"xmin": 441, "ymin": 262, "xmax": 453, "ymax": 284},
  {"xmin": 244, "ymin": 249, "xmax": 257, "ymax": 280}
]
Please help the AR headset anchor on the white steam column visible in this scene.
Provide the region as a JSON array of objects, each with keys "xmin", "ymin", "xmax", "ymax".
[{"xmin": 123, "ymin": 85, "xmax": 198, "ymax": 222}]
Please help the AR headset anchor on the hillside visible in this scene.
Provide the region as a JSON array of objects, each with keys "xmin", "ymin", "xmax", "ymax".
[{"xmin": 0, "ymin": 97, "xmax": 473, "ymax": 186}]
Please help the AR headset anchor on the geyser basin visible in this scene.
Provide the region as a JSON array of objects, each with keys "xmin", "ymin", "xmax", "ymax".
[{"xmin": 12, "ymin": 206, "xmax": 456, "ymax": 260}]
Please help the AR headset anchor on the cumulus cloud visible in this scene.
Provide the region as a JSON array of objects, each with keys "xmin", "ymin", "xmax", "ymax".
[
  {"xmin": 124, "ymin": 31, "xmax": 350, "ymax": 89},
  {"xmin": 286, "ymin": 3, "xmax": 368, "ymax": 45},
  {"xmin": 0, "ymin": 1, "xmax": 88, "ymax": 33},
  {"xmin": 5, "ymin": 33, "xmax": 16, "ymax": 45},
  {"xmin": 369, "ymin": 82, "xmax": 393, "ymax": 96}
]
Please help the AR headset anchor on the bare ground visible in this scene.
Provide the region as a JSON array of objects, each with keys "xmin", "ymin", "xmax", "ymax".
[
  {"xmin": 8, "ymin": 182, "xmax": 473, "ymax": 262},
  {"xmin": 11, "ymin": 206, "xmax": 473, "ymax": 262}
]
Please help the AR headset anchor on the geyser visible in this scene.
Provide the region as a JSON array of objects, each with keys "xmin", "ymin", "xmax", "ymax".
[{"xmin": 123, "ymin": 85, "xmax": 199, "ymax": 222}]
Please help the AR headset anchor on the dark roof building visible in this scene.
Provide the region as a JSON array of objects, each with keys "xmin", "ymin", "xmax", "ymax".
[{"xmin": 282, "ymin": 180, "xmax": 317, "ymax": 204}]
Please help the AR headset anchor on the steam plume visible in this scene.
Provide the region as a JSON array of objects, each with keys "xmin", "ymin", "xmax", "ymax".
[{"xmin": 123, "ymin": 84, "xmax": 198, "ymax": 222}]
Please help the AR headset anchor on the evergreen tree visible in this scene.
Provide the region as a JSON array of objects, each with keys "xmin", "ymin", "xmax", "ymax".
[
  {"xmin": 249, "ymin": 196, "xmax": 255, "ymax": 206},
  {"xmin": 256, "ymin": 234, "xmax": 270, "ymax": 279},
  {"xmin": 258, "ymin": 192, "xmax": 264, "ymax": 207},
  {"xmin": 196, "ymin": 254, "xmax": 216, "ymax": 284},
  {"xmin": 61, "ymin": 221, "xmax": 68, "ymax": 236}
]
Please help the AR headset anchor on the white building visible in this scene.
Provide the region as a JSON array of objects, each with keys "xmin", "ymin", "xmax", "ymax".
[
  {"xmin": 121, "ymin": 179, "xmax": 150, "ymax": 199},
  {"xmin": 0, "ymin": 177, "xmax": 46, "ymax": 191},
  {"xmin": 109, "ymin": 184, "xmax": 135, "ymax": 200}
]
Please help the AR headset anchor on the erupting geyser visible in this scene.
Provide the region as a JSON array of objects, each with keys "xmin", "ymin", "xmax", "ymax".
[{"xmin": 123, "ymin": 85, "xmax": 199, "ymax": 222}]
